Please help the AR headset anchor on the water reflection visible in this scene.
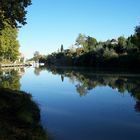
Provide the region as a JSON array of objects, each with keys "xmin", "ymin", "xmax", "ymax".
[
  {"xmin": 0, "ymin": 67, "xmax": 49, "ymax": 140},
  {"xmin": 0, "ymin": 67, "xmax": 25, "ymax": 90},
  {"xmin": 37, "ymin": 66, "xmax": 140, "ymax": 113},
  {"xmin": 1, "ymin": 67, "xmax": 140, "ymax": 140},
  {"xmin": 34, "ymin": 67, "xmax": 42, "ymax": 76}
]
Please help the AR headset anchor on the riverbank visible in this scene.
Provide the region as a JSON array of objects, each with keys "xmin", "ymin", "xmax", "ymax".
[{"xmin": 0, "ymin": 88, "xmax": 48, "ymax": 140}]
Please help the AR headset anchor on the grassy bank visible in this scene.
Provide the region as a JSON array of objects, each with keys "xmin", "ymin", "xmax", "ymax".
[{"xmin": 0, "ymin": 88, "xmax": 48, "ymax": 140}]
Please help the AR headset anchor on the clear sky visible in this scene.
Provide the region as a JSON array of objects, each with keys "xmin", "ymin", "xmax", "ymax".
[{"xmin": 18, "ymin": 0, "xmax": 140, "ymax": 58}]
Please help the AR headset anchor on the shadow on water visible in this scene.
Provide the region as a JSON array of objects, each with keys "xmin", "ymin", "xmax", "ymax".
[
  {"xmin": 38, "ymin": 66, "xmax": 140, "ymax": 113},
  {"xmin": 0, "ymin": 68, "xmax": 49, "ymax": 140}
]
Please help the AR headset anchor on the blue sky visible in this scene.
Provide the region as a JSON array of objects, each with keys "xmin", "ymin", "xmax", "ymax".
[{"xmin": 18, "ymin": 0, "xmax": 140, "ymax": 58}]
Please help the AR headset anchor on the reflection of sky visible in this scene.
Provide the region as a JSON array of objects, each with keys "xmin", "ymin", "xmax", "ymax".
[{"xmin": 20, "ymin": 68, "xmax": 140, "ymax": 140}]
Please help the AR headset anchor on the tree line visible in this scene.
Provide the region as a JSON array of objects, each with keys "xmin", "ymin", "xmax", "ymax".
[{"xmin": 39, "ymin": 24, "xmax": 140, "ymax": 70}]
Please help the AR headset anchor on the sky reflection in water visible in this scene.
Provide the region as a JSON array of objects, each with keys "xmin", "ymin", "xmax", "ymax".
[{"xmin": 1, "ymin": 67, "xmax": 140, "ymax": 140}]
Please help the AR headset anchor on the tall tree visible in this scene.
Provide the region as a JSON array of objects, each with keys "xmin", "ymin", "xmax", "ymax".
[
  {"xmin": 0, "ymin": 0, "xmax": 32, "ymax": 29},
  {"xmin": 0, "ymin": 20, "xmax": 20, "ymax": 61},
  {"xmin": 61, "ymin": 44, "xmax": 64, "ymax": 52}
]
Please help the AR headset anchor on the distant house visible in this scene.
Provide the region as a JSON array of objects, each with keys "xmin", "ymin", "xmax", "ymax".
[{"xmin": 110, "ymin": 39, "xmax": 118, "ymax": 45}]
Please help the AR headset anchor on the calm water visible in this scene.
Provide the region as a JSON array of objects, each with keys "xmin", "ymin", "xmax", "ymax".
[{"xmin": 1, "ymin": 67, "xmax": 140, "ymax": 140}]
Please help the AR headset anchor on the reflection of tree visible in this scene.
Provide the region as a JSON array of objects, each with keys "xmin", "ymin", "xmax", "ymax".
[
  {"xmin": 0, "ymin": 68, "xmax": 49, "ymax": 139},
  {"xmin": 76, "ymin": 84, "xmax": 88, "ymax": 96},
  {"xmin": 34, "ymin": 67, "xmax": 42, "ymax": 76},
  {"xmin": 135, "ymin": 101, "xmax": 140, "ymax": 112},
  {"xmin": 0, "ymin": 68, "xmax": 23, "ymax": 90},
  {"xmin": 61, "ymin": 75, "xmax": 64, "ymax": 82},
  {"xmin": 34, "ymin": 67, "xmax": 50, "ymax": 76},
  {"xmin": 45, "ymin": 66, "xmax": 140, "ymax": 112}
]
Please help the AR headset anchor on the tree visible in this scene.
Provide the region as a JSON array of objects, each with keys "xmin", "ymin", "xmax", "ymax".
[
  {"xmin": 134, "ymin": 25, "xmax": 140, "ymax": 48},
  {"xmin": 75, "ymin": 34, "xmax": 97, "ymax": 52},
  {"xmin": 85, "ymin": 36, "xmax": 97, "ymax": 51},
  {"xmin": 34, "ymin": 51, "xmax": 40, "ymax": 62},
  {"xmin": 127, "ymin": 37, "xmax": 135, "ymax": 49},
  {"xmin": 135, "ymin": 25, "xmax": 140, "ymax": 38},
  {"xmin": 61, "ymin": 44, "xmax": 63, "ymax": 52},
  {"xmin": 118, "ymin": 36, "xmax": 126, "ymax": 47},
  {"xmin": 86, "ymin": 36, "xmax": 97, "ymax": 47},
  {"xmin": 75, "ymin": 33, "xmax": 87, "ymax": 48},
  {"xmin": 116, "ymin": 36, "xmax": 127, "ymax": 53},
  {"xmin": 0, "ymin": 0, "xmax": 32, "ymax": 29},
  {"xmin": 0, "ymin": 20, "xmax": 20, "ymax": 61}
]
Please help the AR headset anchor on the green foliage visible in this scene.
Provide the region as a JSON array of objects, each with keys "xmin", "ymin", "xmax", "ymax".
[
  {"xmin": 118, "ymin": 36, "xmax": 126, "ymax": 46},
  {"xmin": 85, "ymin": 36, "xmax": 97, "ymax": 52},
  {"xmin": 75, "ymin": 34, "xmax": 97, "ymax": 52},
  {"xmin": 134, "ymin": 25, "xmax": 140, "ymax": 48},
  {"xmin": 103, "ymin": 48, "xmax": 118, "ymax": 59},
  {"xmin": 0, "ymin": 1, "xmax": 31, "ymax": 62},
  {"xmin": 0, "ymin": 20, "xmax": 20, "ymax": 62},
  {"xmin": 40, "ymin": 23, "xmax": 140, "ymax": 69},
  {"xmin": 135, "ymin": 25, "xmax": 140, "ymax": 38},
  {"xmin": 0, "ymin": 0, "xmax": 32, "ymax": 29},
  {"xmin": 75, "ymin": 33, "xmax": 87, "ymax": 48}
]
